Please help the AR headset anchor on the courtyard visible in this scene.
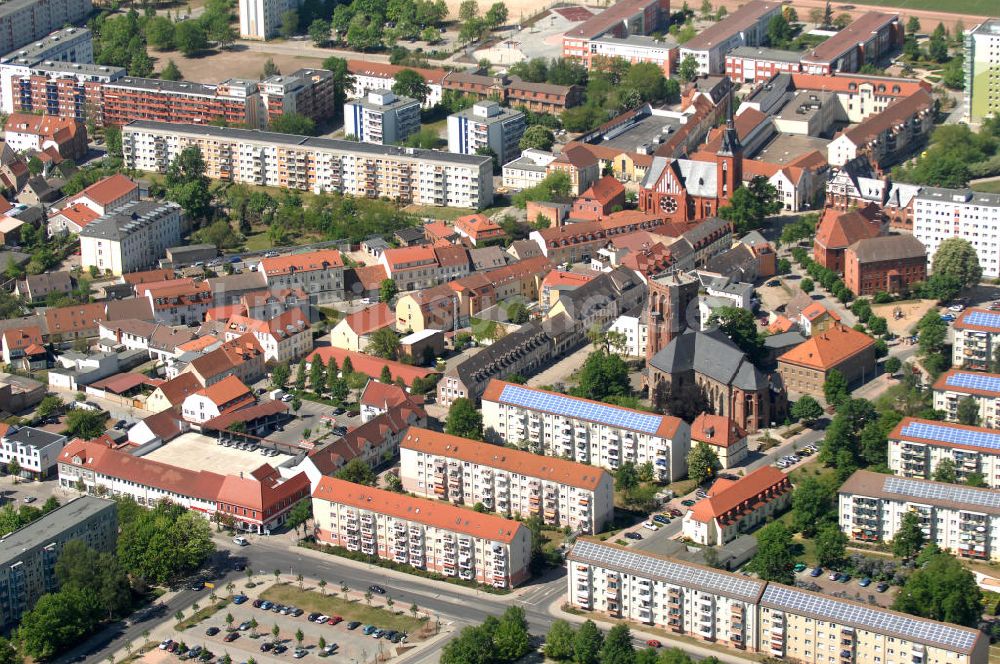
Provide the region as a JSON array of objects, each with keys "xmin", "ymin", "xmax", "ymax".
[{"xmin": 142, "ymin": 432, "xmax": 296, "ymax": 475}]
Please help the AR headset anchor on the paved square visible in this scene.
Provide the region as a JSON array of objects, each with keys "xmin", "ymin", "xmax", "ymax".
[{"xmin": 142, "ymin": 433, "xmax": 295, "ymax": 474}]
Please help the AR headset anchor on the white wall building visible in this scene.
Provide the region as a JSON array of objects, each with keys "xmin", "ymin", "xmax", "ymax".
[
  {"xmin": 312, "ymin": 476, "xmax": 532, "ymax": 588},
  {"xmin": 839, "ymin": 469, "xmax": 1000, "ymax": 561},
  {"xmin": 0, "ymin": 427, "xmax": 67, "ymax": 480},
  {"xmin": 79, "ymin": 201, "xmax": 183, "ymax": 276},
  {"xmin": 481, "ymin": 379, "xmax": 691, "ymax": 481},
  {"xmin": 447, "ymin": 101, "xmax": 526, "ymax": 166},
  {"xmin": 343, "ymin": 90, "xmax": 420, "ymax": 145},
  {"xmin": 677, "ymin": 1, "xmax": 781, "ymax": 75},
  {"xmin": 913, "ymin": 187, "xmax": 1000, "ymax": 279},
  {"xmin": 932, "ymin": 370, "xmax": 1000, "ymax": 427},
  {"xmin": 0, "ymin": 0, "xmax": 93, "ymax": 65},
  {"xmin": 0, "ymin": 27, "xmax": 94, "ymax": 113},
  {"xmin": 953, "ymin": 308, "xmax": 1000, "ymax": 371},
  {"xmin": 888, "ymin": 417, "xmax": 1000, "ymax": 489},
  {"xmin": 502, "ymin": 149, "xmax": 556, "ymax": 191},
  {"xmin": 238, "ymin": 0, "xmax": 302, "ymax": 40},
  {"xmin": 223, "ymin": 308, "xmax": 312, "ymax": 364},
  {"xmin": 608, "ymin": 311, "xmax": 648, "ymax": 358},
  {"xmin": 345, "ymin": 61, "xmax": 445, "ymax": 109},
  {"xmin": 256, "ymin": 249, "xmax": 344, "ymax": 305},
  {"xmin": 399, "ymin": 426, "xmax": 614, "ymax": 533}
]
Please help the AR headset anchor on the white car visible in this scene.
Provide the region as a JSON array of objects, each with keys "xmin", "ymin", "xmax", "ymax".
[
  {"xmin": 949, "ymin": 304, "xmax": 965, "ymax": 312},
  {"xmin": 233, "ymin": 536, "xmax": 249, "ymax": 546},
  {"xmin": 642, "ymin": 521, "xmax": 658, "ymax": 531},
  {"xmin": 280, "ymin": 393, "xmax": 294, "ymax": 402},
  {"xmin": 159, "ymin": 640, "xmax": 173, "ymax": 651}
]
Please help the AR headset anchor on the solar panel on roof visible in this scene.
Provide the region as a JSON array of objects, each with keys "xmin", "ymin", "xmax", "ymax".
[
  {"xmin": 901, "ymin": 421, "xmax": 1000, "ymax": 451},
  {"xmin": 570, "ymin": 540, "xmax": 764, "ymax": 600},
  {"xmin": 882, "ymin": 476, "xmax": 1000, "ymax": 510},
  {"xmin": 760, "ymin": 585, "xmax": 977, "ymax": 651},
  {"xmin": 963, "ymin": 310, "xmax": 1000, "ymax": 330},
  {"xmin": 499, "ymin": 385, "xmax": 663, "ymax": 434},
  {"xmin": 945, "ymin": 372, "xmax": 1000, "ymax": 393}
]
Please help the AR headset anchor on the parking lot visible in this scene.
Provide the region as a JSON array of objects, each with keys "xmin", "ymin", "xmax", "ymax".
[
  {"xmin": 791, "ymin": 566, "xmax": 898, "ymax": 609},
  {"xmin": 265, "ymin": 400, "xmax": 360, "ymax": 449},
  {"xmin": 143, "ymin": 433, "xmax": 295, "ymax": 475}
]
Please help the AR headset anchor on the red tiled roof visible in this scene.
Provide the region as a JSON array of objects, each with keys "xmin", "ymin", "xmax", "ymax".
[
  {"xmin": 803, "ymin": 12, "xmax": 897, "ymax": 64},
  {"xmin": 55, "ymin": 203, "xmax": 100, "ymax": 228},
  {"xmin": 841, "ymin": 88, "xmax": 933, "ymax": 146},
  {"xmin": 424, "ymin": 221, "xmax": 457, "ymax": 241},
  {"xmin": 217, "ymin": 465, "xmax": 310, "ymax": 517},
  {"xmin": 360, "ymin": 379, "xmax": 423, "ymax": 411},
  {"xmin": 153, "ymin": 372, "xmax": 202, "ymax": 405},
  {"xmin": 69, "ymin": 174, "xmax": 137, "ymax": 207},
  {"xmin": 800, "ymin": 302, "xmax": 841, "ymax": 323},
  {"xmin": 579, "ymin": 176, "xmax": 625, "ymax": 206},
  {"xmin": 2, "ymin": 325, "xmax": 43, "ymax": 352},
  {"xmin": 778, "ymin": 323, "xmax": 875, "ymax": 370},
  {"xmin": 346, "ymin": 60, "xmax": 447, "ymax": 85},
  {"xmin": 306, "ymin": 347, "xmax": 438, "ymax": 388},
  {"xmin": 352, "ymin": 264, "xmax": 389, "ymax": 291},
  {"xmin": 541, "ymin": 271, "xmax": 596, "ymax": 289},
  {"xmin": 341, "ymin": 302, "xmax": 394, "ymax": 336},
  {"xmin": 91, "ymin": 372, "xmax": 161, "ymax": 394},
  {"xmin": 382, "ymin": 244, "xmax": 437, "ymax": 270},
  {"xmin": 44, "ymin": 302, "xmax": 105, "ymax": 336},
  {"xmin": 454, "ymin": 214, "xmax": 503, "ymax": 239},
  {"xmin": 196, "ymin": 375, "xmax": 254, "ymax": 410},
  {"xmin": 259, "ymin": 249, "xmax": 343, "ymax": 276},
  {"xmin": 691, "ymin": 414, "xmax": 745, "ymax": 448},
  {"xmin": 202, "ymin": 400, "xmax": 288, "ymax": 431},
  {"xmin": 123, "ymin": 268, "xmax": 175, "ymax": 285},
  {"xmin": 689, "ymin": 466, "xmax": 789, "ymax": 523},
  {"xmin": 313, "ymin": 476, "xmax": 527, "ymax": 543},
  {"xmin": 815, "ymin": 206, "xmax": 881, "ymax": 250},
  {"xmin": 768, "ymin": 315, "xmax": 796, "ymax": 334}
]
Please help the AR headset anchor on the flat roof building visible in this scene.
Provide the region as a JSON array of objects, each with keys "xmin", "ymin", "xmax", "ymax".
[
  {"xmin": 678, "ymin": 1, "xmax": 782, "ymax": 75},
  {"xmin": 448, "ymin": 101, "xmax": 526, "ymax": 167},
  {"xmin": 344, "ymin": 89, "xmax": 420, "ymax": 146},
  {"xmin": 889, "ymin": 416, "xmax": 1000, "ymax": 488},
  {"xmin": 932, "ymin": 370, "xmax": 1000, "ymax": 427},
  {"xmin": 965, "ymin": 19, "xmax": 1000, "ymax": 125}
]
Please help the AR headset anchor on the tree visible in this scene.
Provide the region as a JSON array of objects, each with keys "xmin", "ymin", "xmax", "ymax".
[
  {"xmin": 572, "ymin": 350, "xmax": 630, "ymax": 401},
  {"xmin": 285, "ymin": 500, "xmax": 312, "ymax": 536},
  {"xmin": 708, "ymin": 306, "xmax": 764, "ymax": 362},
  {"xmin": 822, "ymin": 0, "xmax": 833, "ymax": 26},
  {"xmin": 718, "ymin": 177, "xmax": 782, "ymax": 233},
  {"xmin": 893, "ymin": 511, "xmax": 926, "ymax": 559},
  {"xmin": 957, "ymin": 396, "xmax": 980, "ymax": 425},
  {"xmin": 379, "ymin": 278, "xmax": 397, "ymax": 303},
  {"xmin": 309, "ymin": 18, "xmax": 331, "ymax": 45},
  {"xmin": 933, "ymin": 457, "xmax": 957, "ymax": 484},
  {"xmin": 165, "ymin": 146, "xmax": 212, "ymax": 220},
  {"xmin": 791, "ymin": 475, "xmax": 835, "ymax": 537},
  {"xmin": 160, "ymin": 59, "xmax": 182, "ymax": 81},
  {"xmin": 884, "ymin": 356, "xmax": 902, "ymax": 375},
  {"xmin": 18, "ymin": 588, "xmax": 99, "ymax": 659},
  {"xmin": 932, "ymin": 238, "xmax": 982, "ymax": 289},
  {"xmin": 868, "ymin": 316, "xmax": 888, "ymax": 336},
  {"xmin": 280, "ymin": 9, "xmax": 300, "ymax": 39},
  {"xmin": 800, "ymin": 277, "xmax": 814, "ymax": 293},
  {"xmin": 823, "ymin": 369, "xmax": 849, "ymax": 407},
  {"xmin": 270, "ymin": 113, "xmax": 318, "ymax": 136},
  {"xmin": 485, "ymin": 1, "xmax": 508, "ymax": 27},
  {"xmin": 599, "ymin": 624, "xmax": 635, "ymax": 664},
  {"xmin": 36, "ymin": 395, "xmax": 64, "ymax": 420},
  {"xmin": 146, "ymin": 16, "xmax": 176, "ymax": 50},
  {"xmin": 747, "ymin": 522, "xmax": 795, "ymax": 583},
  {"xmin": 391, "ymin": 69, "xmax": 432, "ymax": 105},
  {"xmin": 507, "ymin": 301, "xmax": 529, "ymax": 324},
  {"xmin": 366, "ymin": 328, "xmax": 401, "ymax": 360},
  {"xmin": 493, "ymin": 607, "xmax": 530, "ymax": 661},
  {"xmin": 545, "ymin": 620, "xmax": 575, "ymax": 660},
  {"xmin": 441, "ymin": 625, "xmax": 494, "ymax": 664},
  {"xmin": 174, "ymin": 21, "xmax": 208, "ymax": 55},
  {"xmin": 814, "ymin": 523, "xmax": 847, "ymax": 568},
  {"xmin": 519, "ymin": 125, "xmax": 555, "ymax": 151},
  {"xmin": 117, "ymin": 502, "xmax": 214, "ymax": 584},
  {"xmin": 907, "ymin": 16, "xmax": 921, "ymax": 34},
  {"xmin": 678, "ymin": 54, "xmax": 699, "ymax": 83},
  {"xmin": 310, "ymin": 358, "xmax": 326, "ymax": 393},
  {"xmin": 928, "ymin": 33, "xmax": 949, "ymax": 63},
  {"xmin": 271, "ymin": 362, "xmax": 290, "ymax": 389},
  {"xmin": 893, "ymin": 552, "xmax": 982, "ymax": 626},
  {"xmin": 766, "ymin": 13, "xmax": 793, "ymax": 47},
  {"xmin": 687, "ymin": 442, "xmax": 720, "ymax": 485},
  {"xmin": 615, "ymin": 461, "xmax": 639, "ymax": 495},
  {"xmin": 445, "ymin": 398, "xmax": 483, "ymax": 440},
  {"xmin": 334, "ymin": 458, "xmax": 376, "ymax": 485},
  {"xmin": 295, "ymin": 358, "xmax": 308, "ymax": 392},
  {"xmin": 573, "ymin": 620, "xmax": 604, "ymax": 664},
  {"xmin": 459, "ymin": 0, "xmax": 479, "ymax": 22},
  {"xmin": 263, "ymin": 58, "xmax": 280, "ymax": 78},
  {"xmin": 790, "ymin": 395, "xmax": 823, "ymax": 424},
  {"xmin": 66, "ymin": 409, "xmax": 107, "ymax": 440}
]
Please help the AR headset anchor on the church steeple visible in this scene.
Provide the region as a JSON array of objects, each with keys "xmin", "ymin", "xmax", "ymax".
[
  {"xmin": 717, "ymin": 101, "xmax": 742, "ymax": 157},
  {"xmin": 716, "ymin": 99, "xmax": 743, "ymax": 202}
]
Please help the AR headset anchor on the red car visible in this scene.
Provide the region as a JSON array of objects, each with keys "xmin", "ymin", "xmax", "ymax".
[
  {"xmin": 646, "ymin": 640, "xmax": 662, "ymax": 648},
  {"xmin": 669, "ymin": 508, "xmax": 682, "ymax": 517},
  {"xmin": 327, "ymin": 616, "xmax": 343, "ymax": 625}
]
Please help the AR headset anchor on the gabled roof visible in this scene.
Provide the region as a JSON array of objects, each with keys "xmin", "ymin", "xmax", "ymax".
[
  {"xmin": 306, "ymin": 347, "xmax": 439, "ymax": 387},
  {"xmin": 68, "ymin": 174, "xmax": 137, "ymax": 207},
  {"xmin": 578, "ymin": 175, "xmax": 625, "ymax": 206},
  {"xmin": 815, "ymin": 206, "xmax": 881, "ymax": 250},
  {"xmin": 154, "ymin": 372, "xmax": 203, "ymax": 405},
  {"xmin": 847, "ymin": 234, "xmax": 926, "ymax": 263},
  {"xmin": 689, "ymin": 466, "xmax": 788, "ymax": 523},
  {"xmin": 340, "ymin": 303, "xmax": 394, "ymax": 336},
  {"xmin": 800, "ymin": 302, "xmax": 841, "ymax": 323},
  {"xmin": 691, "ymin": 413, "xmax": 745, "ymax": 448},
  {"xmin": 360, "ymin": 379, "xmax": 422, "ymax": 411},
  {"xmin": 194, "ymin": 375, "xmax": 254, "ymax": 411},
  {"xmin": 259, "ymin": 249, "xmax": 343, "ymax": 276},
  {"xmin": 216, "ymin": 465, "xmax": 310, "ymax": 514},
  {"xmin": 44, "ymin": 302, "xmax": 106, "ymax": 335},
  {"xmin": 777, "ymin": 323, "xmax": 875, "ymax": 370},
  {"xmin": 53, "ymin": 202, "xmax": 99, "ymax": 228},
  {"xmin": 650, "ymin": 329, "xmax": 766, "ymax": 392}
]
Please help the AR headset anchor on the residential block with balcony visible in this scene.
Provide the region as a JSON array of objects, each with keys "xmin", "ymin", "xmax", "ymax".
[
  {"xmin": 932, "ymin": 370, "xmax": 1000, "ymax": 428},
  {"xmin": 888, "ymin": 417, "xmax": 1000, "ymax": 489}
]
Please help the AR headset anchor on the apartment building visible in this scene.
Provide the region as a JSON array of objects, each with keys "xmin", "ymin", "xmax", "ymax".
[
  {"xmin": 0, "ymin": 26, "xmax": 94, "ymax": 113},
  {"xmin": 239, "ymin": 0, "xmax": 302, "ymax": 39},
  {"xmin": 448, "ymin": 102, "xmax": 526, "ymax": 166},
  {"xmin": 682, "ymin": 467, "xmax": 792, "ymax": 545},
  {"xmin": 502, "ymin": 149, "xmax": 556, "ymax": 190},
  {"xmin": 259, "ymin": 68, "xmax": 335, "ymax": 125},
  {"xmin": 724, "ymin": 46, "xmax": 802, "ymax": 83},
  {"xmin": 913, "ymin": 187, "xmax": 1000, "ymax": 279},
  {"xmin": 581, "ymin": 35, "xmax": 678, "ymax": 76},
  {"xmin": 567, "ymin": 540, "xmax": 765, "ymax": 650},
  {"xmin": 344, "ymin": 89, "xmax": 420, "ymax": 145},
  {"xmin": 481, "ymin": 379, "xmax": 691, "ymax": 481},
  {"xmin": 0, "ymin": 426, "xmax": 67, "ymax": 480},
  {"xmin": 932, "ymin": 370, "xmax": 1000, "ymax": 426},
  {"xmin": 140, "ymin": 279, "xmax": 212, "ymax": 326},
  {"xmin": 965, "ymin": 19, "xmax": 1000, "ymax": 125},
  {"xmin": 346, "ymin": 60, "xmax": 446, "ymax": 109},
  {"xmin": 223, "ymin": 308, "xmax": 312, "ymax": 364},
  {"xmin": 102, "ymin": 77, "xmax": 262, "ymax": 128},
  {"xmin": 122, "ymin": 121, "xmax": 494, "ymax": 209},
  {"xmin": 953, "ymin": 308, "xmax": 1000, "ymax": 371},
  {"xmin": 0, "ymin": 496, "xmax": 116, "ymax": 630},
  {"xmin": 79, "ymin": 201, "xmax": 184, "ymax": 276},
  {"xmin": 839, "ymin": 469, "xmax": 1000, "ymax": 560},
  {"xmin": 4, "ymin": 112, "xmax": 87, "ymax": 160},
  {"xmin": 257, "ymin": 249, "xmax": 344, "ymax": 304},
  {"xmin": 889, "ymin": 416, "xmax": 1000, "ymax": 488},
  {"xmin": 378, "ymin": 244, "xmax": 470, "ymax": 292},
  {"xmin": 800, "ymin": 12, "xmax": 902, "ymax": 75},
  {"xmin": 0, "ymin": 0, "xmax": 93, "ymax": 57},
  {"xmin": 399, "ymin": 427, "xmax": 614, "ymax": 533},
  {"xmin": 441, "ymin": 71, "xmax": 582, "ymax": 115},
  {"xmin": 10, "ymin": 62, "xmax": 123, "ymax": 124},
  {"xmin": 562, "ymin": 0, "xmax": 671, "ymax": 60},
  {"xmin": 777, "ymin": 324, "xmax": 877, "ymax": 398},
  {"xmin": 678, "ymin": 1, "xmax": 782, "ymax": 75},
  {"xmin": 843, "ymin": 234, "xmax": 926, "ymax": 297},
  {"xmin": 760, "ymin": 583, "xmax": 986, "ymax": 664},
  {"xmin": 180, "ymin": 375, "xmax": 255, "ymax": 425},
  {"xmin": 312, "ymin": 477, "xmax": 532, "ymax": 588}
]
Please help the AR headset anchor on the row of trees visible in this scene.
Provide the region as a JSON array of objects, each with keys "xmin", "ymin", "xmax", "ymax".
[
  {"xmin": 544, "ymin": 619, "xmax": 718, "ymax": 664},
  {"xmin": 440, "ymin": 606, "xmax": 531, "ymax": 664}
]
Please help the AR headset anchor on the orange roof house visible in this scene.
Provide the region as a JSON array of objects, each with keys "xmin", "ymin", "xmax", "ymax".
[
  {"xmin": 572, "ymin": 176, "xmax": 626, "ymax": 220},
  {"xmin": 258, "ymin": 249, "xmax": 343, "ymax": 277},
  {"xmin": 691, "ymin": 413, "xmax": 748, "ymax": 469},
  {"xmin": 454, "ymin": 214, "xmax": 505, "ymax": 246},
  {"xmin": 813, "ymin": 203, "xmax": 882, "ymax": 273},
  {"xmin": 4, "ymin": 113, "xmax": 87, "ymax": 160},
  {"xmin": 798, "ymin": 302, "xmax": 842, "ymax": 336},
  {"xmin": 306, "ymin": 347, "xmax": 439, "ymax": 388},
  {"xmin": 682, "ymin": 466, "xmax": 792, "ymax": 545},
  {"xmin": 65, "ymin": 174, "xmax": 139, "ymax": 215},
  {"xmin": 777, "ymin": 323, "xmax": 877, "ymax": 398},
  {"xmin": 329, "ymin": 302, "xmax": 395, "ymax": 352}
]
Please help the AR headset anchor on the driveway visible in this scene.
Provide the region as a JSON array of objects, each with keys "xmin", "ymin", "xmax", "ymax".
[{"xmin": 525, "ymin": 343, "xmax": 593, "ymax": 389}]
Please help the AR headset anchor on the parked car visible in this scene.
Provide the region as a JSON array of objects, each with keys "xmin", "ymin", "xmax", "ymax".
[
  {"xmin": 642, "ymin": 521, "xmax": 658, "ymax": 531},
  {"xmin": 328, "ymin": 616, "xmax": 343, "ymax": 625},
  {"xmin": 362, "ymin": 625, "xmax": 377, "ymax": 635},
  {"xmin": 224, "ymin": 632, "xmax": 239, "ymax": 642},
  {"xmin": 838, "ymin": 574, "xmax": 851, "ymax": 583},
  {"xmin": 291, "ymin": 608, "xmax": 304, "ymax": 617},
  {"xmin": 206, "ymin": 627, "xmax": 220, "ymax": 636},
  {"xmin": 259, "ymin": 643, "xmax": 273, "ymax": 652},
  {"xmin": 260, "ymin": 601, "xmax": 273, "ymax": 610},
  {"xmin": 293, "ymin": 648, "xmax": 307, "ymax": 658},
  {"xmin": 810, "ymin": 567, "xmax": 823, "ymax": 577},
  {"xmin": 681, "ymin": 499, "xmax": 696, "ymax": 507},
  {"xmin": 347, "ymin": 621, "xmax": 362, "ymax": 630},
  {"xmin": 793, "ymin": 563, "xmax": 807, "ymax": 572},
  {"xmin": 624, "ymin": 532, "xmax": 643, "ymax": 540},
  {"xmin": 859, "ymin": 577, "xmax": 871, "ymax": 587},
  {"xmin": 160, "ymin": 640, "xmax": 174, "ymax": 650},
  {"xmin": 233, "ymin": 536, "xmax": 249, "ymax": 546},
  {"xmin": 876, "ymin": 582, "xmax": 890, "ymax": 592},
  {"xmin": 232, "ymin": 595, "xmax": 248, "ymax": 605},
  {"xmin": 828, "ymin": 572, "xmax": 840, "ymax": 581},
  {"xmin": 653, "ymin": 514, "xmax": 670, "ymax": 525},
  {"xmin": 323, "ymin": 644, "xmax": 338, "ymax": 655},
  {"xmin": 647, "ymin": 640, "xmax": 662, "ymax": 648},
  {"xmin": 253, "ymin": 599, "xmax": 265, "ymax": 609},
  {"xmin": 669, "ymin": 508, "xmax": 683, "ymax": 517},
  {"xmin": 273, "ymin": 644, "xmax": 288, "ymax": 654},
  {"xmin": 189, "ymin": 580, "xmax": 205, "ymax": 591}
]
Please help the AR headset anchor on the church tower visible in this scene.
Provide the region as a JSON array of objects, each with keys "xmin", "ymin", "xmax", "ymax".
[
  {"xmin": 716, "ymin": 102, "xmax": 743, "ymax": 203},
  {"xmin": 645, "ymin": 271, "xmax": 699, "ymax": 362}
]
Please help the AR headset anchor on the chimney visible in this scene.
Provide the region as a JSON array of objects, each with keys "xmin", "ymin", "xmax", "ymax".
[{"xmin": 705, "ymin": 426, "xmax": 714, "ymax": 439}]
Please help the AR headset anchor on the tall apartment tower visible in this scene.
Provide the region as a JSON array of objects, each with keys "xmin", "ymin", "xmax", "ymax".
[
  {"xmin": 239, "ymin": 0, "xmax": 303, "ymax": 40},
  {"xmin": 645, "ymin": 271, "xmax": 699, "ymax": 361},
  {"xmin": 964, "ymin": 19, "xmax": 1000, "ymax": 125}
]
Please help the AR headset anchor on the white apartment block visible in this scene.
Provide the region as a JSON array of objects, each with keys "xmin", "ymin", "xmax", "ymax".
[
  {"xmin": 502, "ymin": 149, "xmax": 556, "ymax": 191},
  {"xmin": 0, "ymin": 0, "xmax": 93, "ymax": 58},
  {"xmin": 964, "ymin": 19, "xmax": 1000, "ymax": 125},
  {"xmin": 447, "ymin": 101, "xmax": 526, "ymax": 166},
  {"xmin": 586, "ymin": 35, "xmax": 677, "ymax": 75},
  {"xmin": 953, "ymin": 308, "xmax": 1000, "ymax": 371},
  {"xmin": 481, "ymin": 379, "xmax": 691, "ymax": 481},
  {"xmin": 346, "ymin": 61, "xmax": 445, "ymax": 109},
  {"xmin": 0, "ymin": 427, "xmax": 67, "ymax": 480},
  {"xmin": 0, "ymin": 26, "xmax": 94, "ymax": 113},
  {"xmin": 343, "ymin": 90, "xmax": 420, "ymax": 145},
  {"xmin": 913, "ymin": 187, "xmax": 1000, "ymax": 279},
  {"xmin": 889, "ymin": 417, "xmax": 1000, "ymax": 488},
  {"xmin": 239, "ymin": 0, "xmax": 302, "ymax": 40},
  {"xmin": 79, "ymin": 201, "xmax": 183, "ymax": 276},
  {"xmin": 839, "ymin": 469, "xmax": 1000, "ymax": 561},
  {"xmin": 677, "ymin": 1, "xmax": 781, "ymax": 75},
  {"xmin": 312, "ymin": 477, "xmax": 532, "ymax": 588},
  {"xmin": 932, "ymin": 370, "xmax": 1000, "ymax": 427},
  {"xmin": 122, "ymin": 121, "xmax": 494, "ymax": 209},
  {"xmin": 399, "ymin": 427, "xmax": 614, "ymax": 534},
  {"xmin": 256, "ymin": 249, "xmax": 344, "ymax": 304},
  {"xmin": 608, "ymin": 311, "xmax": 648, "ymax": 358},
  {"xmin": 568, "ymin": 540, "xmax": 764, "ymax": 651}
]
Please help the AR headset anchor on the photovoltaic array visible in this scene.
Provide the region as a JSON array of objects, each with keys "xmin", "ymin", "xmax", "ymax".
[
  {"xmin": 499, "ymin": 385, "xmax": 663, "ymax": 434},
  {"xmin": 883, "ymin": 476, "xmax": 1000, "ymax": 510},
  {"xmin": 962, "ymin": 310, "xmax": 1000, "ymax": 330},
  {"xmin": 901, "ymin": 421, "xmax": 1000, "ymax": 451},
  {"xmin": 761, "ymin": 585, "xmax": 978, "ymax": 651},
  {"xmin": 945, "ymin": 372, "xmax": 1000, "ymax": 393},
  {"xmin": 570, "ymin": 540, "xmax": 765, "ymax": 601}
]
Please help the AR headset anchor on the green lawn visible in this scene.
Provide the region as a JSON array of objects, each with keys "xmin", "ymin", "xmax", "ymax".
[
  {"xmin": 973, "ymin": 180, "xmax": 1000, "ymax": 194},
  {"xmin": 846, "ymin": 0, "xmax": 992, "ymax": 15},
  {"xmin": 243, "ymin": 232, "xmax": 274, "ymax": 251},
  {"xmin": 176, "ymin": 599, "xmax": 230, "ymax": 631},
  {"xmin": 259, "ymin": 584, "xmax": 426, "ymax": 634}
]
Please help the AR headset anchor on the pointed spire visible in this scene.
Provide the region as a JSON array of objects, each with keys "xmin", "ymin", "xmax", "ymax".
[{"xmin": 717, "ymin": 98, "xmax": 742, "ymax": 156}]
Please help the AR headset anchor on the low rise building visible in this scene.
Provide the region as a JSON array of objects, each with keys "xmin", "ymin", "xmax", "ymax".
[
  {"xmin": 839, "ymin": 469, "xmax": 1000, "ymax": 560},
  {"xmin": 329, "ymin": 303, "xmax": 394, "ymax": 353},
  {"xmin": 447, "ymin": 101, "xmax": 526, "ymax": 166},
  {"xmin": 690, "ymin": 413, "xmax": 747, "ymax": 469},
  {"xmin": 797, "ymin": 302, "xmax": 841, "ymax": 337},
  {"xmin": 223, "ymin": 308, "xmax": 311, "ymax": 364},
  {"xmin": 482, "ymin": 379, "xmax": 691, "ymax": 481},
  {"xmin": 180, "ymin": 375, "xmax": 255, "ymax": 425},
  {"xmin": 454, "ymin": 213, "xmax": 504, "ymax": 246},
  {"xmin": 799, "ymin": 12, "xmax": 902, "ymax": 75},
  {"xmin": 61, "ymin": 173, "xmax": 139, "ymax": 216},
  {"xmin": 682, "ymin": 466, "xmax": 791, "ymax": 545},
  {"xmin": 3, "ymin": 112, "xmax": 86, "ymax": 160},
  {"xmin": 502, "ymin": 149, "xmax": 556, "ymax": 191},
  {"xmin": 953, "ymin": 309, "xmax": 1000, "ymax": 372},
  {"xmin": 0, "ymin": 426, "xmax": 67, "ymax": 480},
  {"xmin": 888, "ymin": 417, "xmax": 1000, "ymax": 488},
  {"xmin": 844, "ymin": 234, "xmax": 926, "ymax": 296},
  {"xmin": 678, "ymin": 1, "xmax": 782, "ymax": 75},
  {"xmin": 79, "ymin": 201, "xmax": 183, "ymax": 276},
  {"xmin": 312, "ymin": 477, "xmax": 532, "ymax": 588},
  {"xmin": 139, "ymin": 278, "xmax": 212, "ymax": 326},
  {"xmin": 813, "ymin": 205, "xmax": 883, "ymax": 274},
  {"xmin": 400, "ymin": 427, "xmax": 614, "ymax": 533},
  {"xmin": 343, "ymin": 89, "xmax": 420, "ymax": 145},
  {"xmin": 257, "ymin": 249, "xmax": 344, "ymax": 304},
  {"xmin": 932, "ymin": 370, "xmax": 1000, "ymax": 427},
  {"xmin": 777, "ymin": 324, "xmax": 876, "ymax": 398},
  {"xmin": 346, "ymin": 60, "xmax": 446, "ymax": 109},
  {"xmin": 0, "ymin": 496, "xmax": 116, "ymax": 630},
  {"xmin": 725, "ymin": 46, "xmax": 802, "ymax": 83}
]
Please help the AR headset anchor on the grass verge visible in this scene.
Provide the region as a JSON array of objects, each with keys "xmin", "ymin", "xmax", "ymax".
[
  {"xmin": 176, "ymin": 598, "xmax": 230, "ymax": 631},
  {"xmin": 259, "ymin": 583, "xmax": 427, "ymax": 634}
]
